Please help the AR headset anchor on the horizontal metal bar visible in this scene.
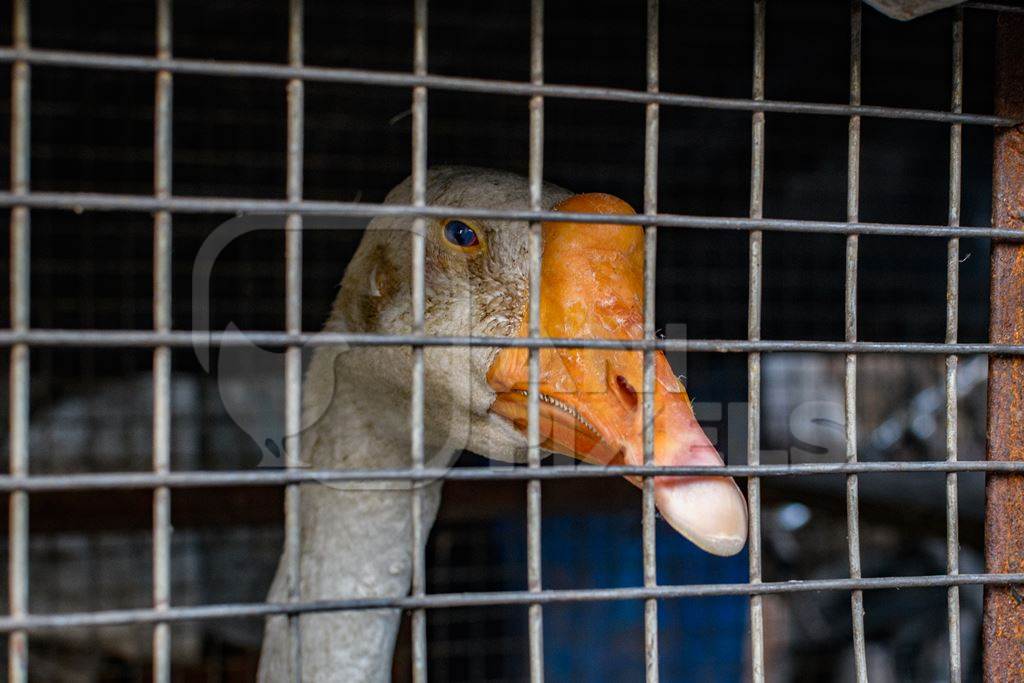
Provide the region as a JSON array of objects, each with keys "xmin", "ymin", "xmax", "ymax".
[
  {"xmin": 0, "ymin": 47, "xmax": 1016, "ymax": 127},
  {"xmin": 1, "ymin": 461, "xmax": 1023, "ymax": 493},
  {"xmin": 3, "ymin": 572, "xmax": 1023, "ymax": 634},
  {"xmin": 2, "ymin": 191, "xmax": 1022, "ymax": 240},
  {"xmin": 965, "ymin": 2, "xmax": 1024, "ymax": 14},
  {"xmin": 2, "ymin": 328, "xmax": 1024, "ymax": 355}
]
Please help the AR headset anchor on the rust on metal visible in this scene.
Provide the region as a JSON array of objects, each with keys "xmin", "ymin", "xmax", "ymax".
[{"xmin": 984, "ymin": 12, "xmax": 1024, "ymax": 681}]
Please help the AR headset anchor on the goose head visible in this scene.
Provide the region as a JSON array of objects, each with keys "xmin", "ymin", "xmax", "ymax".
[{"xmin": 327, "ymin": 166, "xmax": 747, "ymax": 556}]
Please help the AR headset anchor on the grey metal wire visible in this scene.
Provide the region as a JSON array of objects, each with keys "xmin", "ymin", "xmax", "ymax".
[
  {"xmin": 527, "ymin": 0, "xmax": 545, "ymax": 680},
  {"xmin": 5, "ymin": 329, "xmax": 1024, "ymax": 355},
  {"xmin": 284, "ymin": 1, "xmax": 305, "ymax": 681},
  {"xmin": 845, "ymin": 4, "xmax": 868, "ymax": 682},
  {"xmin": 0, "ymin": 459, "xmax": 1021, "ymax": 493},
  {"xmin": 946, "ymin": 9, "xmax": 965, "ymax": 682},
  {"xmin": 8, "ymin": 1, "xmax": 31, "ymax": 680},
  {"xmin": 0, "ymin": 46, "xmax": 1017, "ymax": 126},
  {"xmin": 3, "ymin": 572, "xmax": 1023, "ymax": 634},
  {"xmin": 747, "ymin": 1, "xmax": 766, "ymax": 680},
  {"xmin": 410, "ymin": 1, "xmax": 429, "ymax": 680},
  {"xmin": 642, "ymin": 1, "xmax": 660, "ymax": 681},
  {"xmin": 1, "ymin": 191, "xmax": 1021, "ymax": 240},
  {"xmin": 964, "ymin": 2, "xmax": 1024, "ymax": 13},
  {"xmin": 152, "ymin": 1, "xmax": 173, "ymax": 681}
]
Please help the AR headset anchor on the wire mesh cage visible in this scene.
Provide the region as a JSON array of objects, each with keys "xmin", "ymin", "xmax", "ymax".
[{"xmin": 2, "ymin": 0, "xmax": 1024, "ymax": 681}]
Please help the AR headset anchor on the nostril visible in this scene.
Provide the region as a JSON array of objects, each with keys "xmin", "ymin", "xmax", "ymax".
[{"xmin": 614, "ymin": 374, "xmax": 639, "ymax": 410}]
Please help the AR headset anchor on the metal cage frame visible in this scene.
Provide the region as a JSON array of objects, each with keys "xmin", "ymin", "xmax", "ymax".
[{"xmin": 4, "ymin": 1, "xmax": 1024, "ymax": 681}]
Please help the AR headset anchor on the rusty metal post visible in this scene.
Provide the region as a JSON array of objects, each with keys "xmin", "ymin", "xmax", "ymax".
[{"xmin": 983, "ymin": 11, "xmax": 1024, "ymax": 681}]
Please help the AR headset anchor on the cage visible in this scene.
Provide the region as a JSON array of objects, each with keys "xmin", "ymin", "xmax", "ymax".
[{"xmin": 1, "ymin": 0, "xmax": 1024, "ymax": 681}]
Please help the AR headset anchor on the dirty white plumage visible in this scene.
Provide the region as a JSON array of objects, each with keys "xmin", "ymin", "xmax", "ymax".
[{"xmin": 257, "ymin": 167, "xmax": 570, "ymax": 681}]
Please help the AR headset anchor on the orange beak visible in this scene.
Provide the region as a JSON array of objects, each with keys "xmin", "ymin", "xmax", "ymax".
[{"xmin": 487, "ymin": 193, "xmax": 748, "ymax": 556}]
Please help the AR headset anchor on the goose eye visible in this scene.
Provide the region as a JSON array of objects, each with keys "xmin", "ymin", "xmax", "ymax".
[{"xmin": 443, "ymin": 220, "xmax": 480, "ymax": 249}]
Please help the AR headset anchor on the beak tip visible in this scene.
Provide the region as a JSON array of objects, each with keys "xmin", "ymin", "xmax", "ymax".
[
  {"xmin": 656, "ymin": 477, "xmax": 749, "ymax": 557},
  {"xmin": 691, "ymin": 528, "xmax": 748, "ymax": 558}
]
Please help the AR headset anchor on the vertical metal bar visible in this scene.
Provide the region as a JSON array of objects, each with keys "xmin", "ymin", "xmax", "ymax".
[
  {"xmin": 945, "ymin": 9, "xmax": 963, "ymax": 683},
  {"xmin": 8, "ymin": 2, "xmax": 30, "ymax": 681},
  {"xmin": 747, "ymin": 1, "xmax": 766, "ymax": 680},
  {"xmin": 152, "ymin": 1, "xmax": 173, "ymax": 681},
  {"xmin": 642, "ymin": 1, "xmax": 660, "ymax": 681},
  {"xmin": 983, "ymin": 11, "xmax": 1024, "ymax": 681},
  {"xmin": 526, "ymin": 0, "xmax": 544, "ymax": 680},
  {"xmin": 844, "ymin": 4, "xmax": 868, "ymax": 682},
  {"xmin": 284, "ymin": 1, "xmax": 305, "ymax": 681},
  {"xmin": 410, "ymin": 1, "xmax": 429, "ymax": 680}
]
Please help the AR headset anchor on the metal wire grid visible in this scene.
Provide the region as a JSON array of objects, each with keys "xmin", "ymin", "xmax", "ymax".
[
  {"xmin": 410, "ymin": 1, "xmax": 428, "ymax": 680},
  {"xmin": 526, "ymin": 0, "xmax": 545, "ymax": 680},
  {"xmin": 746, "ymin": 2, "xmax": 766, "ymax": 679},
  {"xmin": 7, "ymin": 2, "xmax": 28, "ymax": 681},
  {"xmin": 5, "ymin": 1, "xmax": 1024, "ymax": 681},
  {"xmin": 642, "ymin": 1, "xmax": 660, "ymax": 680},
  {"xmin": 945, "ymin": 9, "xmax": 965, "ymax": 682},
  {"xmin": 152, "ymin": 1, "xmax": 172, "ymax": 681},
  {"xmin": 284, "ymin": 1, "xmax": 305, "ymax": 681},
  {"xmin": 843, "ymin": 3, "xmax": 867, "ymax": 680}
]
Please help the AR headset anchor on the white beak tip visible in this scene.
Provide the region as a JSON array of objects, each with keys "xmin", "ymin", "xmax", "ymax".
[
  {"xmin": 688, "ymin": 528, "xmax": 749, "ymax": 558},
  {"xmin": 655, "ymin": 476, "xmax": 749, "ymax": 557}
]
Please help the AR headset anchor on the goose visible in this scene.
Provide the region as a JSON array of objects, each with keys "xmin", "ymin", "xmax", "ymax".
[{"xmin": 257, "ymin": 166, "xmax": 748, "ymax": 682}]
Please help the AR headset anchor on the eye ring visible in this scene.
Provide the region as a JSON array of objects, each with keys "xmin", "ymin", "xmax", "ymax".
[{"xmin": 440, "ymin": 219, "xmax": 483, "ymax": 252}]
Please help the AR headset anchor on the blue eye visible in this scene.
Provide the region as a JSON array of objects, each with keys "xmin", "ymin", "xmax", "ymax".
[{"xmin": 443, "ymin": 220, "xmax": 480, "ymax": 248}]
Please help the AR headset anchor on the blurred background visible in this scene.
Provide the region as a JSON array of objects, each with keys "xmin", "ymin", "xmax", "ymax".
[{"xmin": 0, "ymin": 0, "xmax": 1007, "ymax": 680}]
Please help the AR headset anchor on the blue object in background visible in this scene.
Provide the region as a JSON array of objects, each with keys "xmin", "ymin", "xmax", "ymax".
[{"xmin": 500, "ymin": 513, "xmax": 747, "ymax": 682}]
